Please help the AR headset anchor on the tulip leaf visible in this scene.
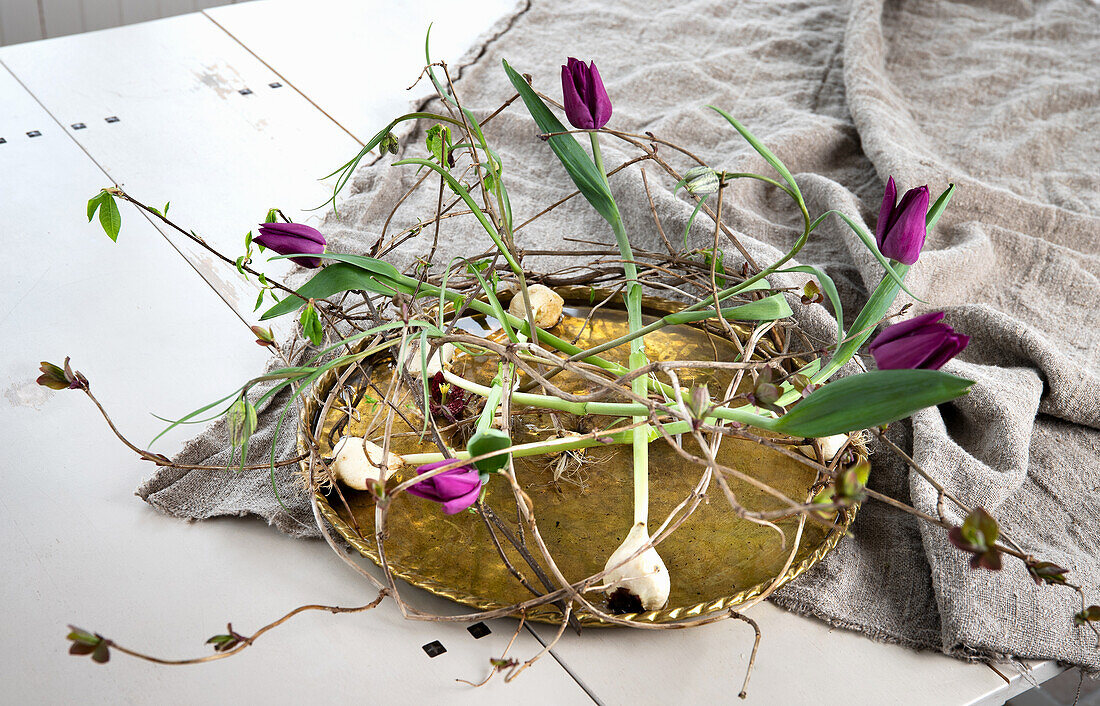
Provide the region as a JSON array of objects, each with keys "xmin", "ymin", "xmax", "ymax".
[
  {"xmin": 772, "ymin": 369, "xmax": 973, "ymax": 437},
  {"xmin": 779, "ymin": 265, "xmax": 844, "ymax": 339},
  {"xmin": 926, "ymin": 183, "xmax": 955, "ymax": 232},
  {"xmin": 681, "ymin": 195, "xmax": 708, "ymax": 248},
  {"xmin": 668, "ymin": 292, "xmax": 792, "ymax": 324},
  {"xmin": 261, "ymin": 263, "xmax": 400, "ymax": 320},
  {"xmin": 317, "ymin": 111, "xmax": 466, "ymax": 212},
  {"xmin": 707, "ymin": 106, "xmax": 804, "ymax": 208},
  {"xmin": 466, "ymin": 428, "xmax": 511, "ymax": 474},
  {"xmin": 394, "ymin": 157, "xmax": 524, "ymax": 276},
  {"xmin": 502, "ymin": 59, "xmax": 619, "ymax": 226},
  {"xmin": 831, "ymin": 210, "xmax": 924, "ymax": 302}
]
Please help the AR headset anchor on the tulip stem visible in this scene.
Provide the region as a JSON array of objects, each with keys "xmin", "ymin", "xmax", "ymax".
[{"xmin": 590, "ymin": 131, "xmax": 649, "ymax": 527}]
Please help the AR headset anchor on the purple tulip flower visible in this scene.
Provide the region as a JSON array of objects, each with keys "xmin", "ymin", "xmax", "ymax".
[
  {"xmin": 407, "ymin": 460, "xmax": 482, "ymax": 514},
  {"xmin": 875, "ymin": 177, "xmax": 930, "ymax": 265},
  {"xmin": 869, "ymin": 311, "xmax": 969, "ymax": 371},
  {"xmin": 561, "ymin": 58, "xmax": 612, "ymax": 130},
  {"xmin": 255, "ymin": 222, "xmax": 326, "ymax": 268}
]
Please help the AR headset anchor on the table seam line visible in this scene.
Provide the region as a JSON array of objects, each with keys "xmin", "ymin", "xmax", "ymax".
[
  {"xmin": 0, "ymin": 57, "xmax": 257, "ymax": 334},
  {"xmin": 201, "ymin": 10, "xmax": 365, "ymax": 147},
  {"xmin": 523, "ymin": 624, "xmax": 605, "ymax": 705}
]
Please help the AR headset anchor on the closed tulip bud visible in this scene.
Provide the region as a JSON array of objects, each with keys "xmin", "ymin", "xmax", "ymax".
[
  {"xmin": 255, "ymin": 222, "xmax": 327, "ymax": 268},
  {"xmin": 407, "ymin": 460, "xmax": 483, "ymax": 514},
  {"xmin": 869, "ymin": 311, "xmax": 969, "ymax": 370},
  {"xmin": 875, "ymin": 177, "xmax": 930, "ymax": 265},
  {"xmin": 561, "ymin": 58, "xmax": 612, "ymax": 130}
]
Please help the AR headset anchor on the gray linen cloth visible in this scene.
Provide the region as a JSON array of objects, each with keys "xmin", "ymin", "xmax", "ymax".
[{"xmin": 138, "ymin": 0, "xmax": 1100, "ymax": 672}]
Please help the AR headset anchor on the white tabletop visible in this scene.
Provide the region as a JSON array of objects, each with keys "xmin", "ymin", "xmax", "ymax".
[{"xmin": 0, "ymin": 2, "xmax": 1059, "ymax": 703}]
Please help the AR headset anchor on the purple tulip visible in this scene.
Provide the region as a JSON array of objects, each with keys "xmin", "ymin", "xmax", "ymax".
[
  {"xmin": 561, "ymin": 58, "xmax": 612, "ymax": 130},
  {"xmin": 255, "ymin": 222, "xmax": 326, "ymax": 268},
  {"xmin": 407, "ymin": 460, "xmax": 482, "ymax": 514},
  {"xmin": 869, "ymin": 311, "xmax": 969, "ymax": 371},
  {"xmin": 875, "ymin": 177, "xmax": 930, "ymax": 265}
]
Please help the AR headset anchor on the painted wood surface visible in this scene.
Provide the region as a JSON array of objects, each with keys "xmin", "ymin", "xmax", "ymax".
[
  {"xmin": 0, "ymin": 11, "xmax": 363, "ymax": 324},
  {"xmin": 0, "ymin": 26, "xmax": 589, "ymax": 706},
  {"xmin": 204, "ymin": 0, "xmax": 520, "ymax": 142}
]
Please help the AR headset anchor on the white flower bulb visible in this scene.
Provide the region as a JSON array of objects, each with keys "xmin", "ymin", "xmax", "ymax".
[
  {"xmin": 329, "ymin": 437, "xmax": 403, "ymax": 490},
  {"xmin": 508, "ymin": 284, "xmax": 564, "ymax": 329},
  {"xmin": 603, "ymin": 522, "xmax": 670, "ymax": 611},
  {"xmin": 799, "ymin": 433, "xmax": 850, "ymax": 462},
  {"xmin": 403, "ymin": 342, "xmax": 455, "ymax": 378}
]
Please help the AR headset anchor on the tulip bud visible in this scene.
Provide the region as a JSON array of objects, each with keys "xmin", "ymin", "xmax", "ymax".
[
  {"xmin": 329, "ymin": 437, "xmax": 403, "ymax": 490},
  {"xmin": 407, "ymin": 460, "xmax": 483, "ymax": 514},
  {"xmin": 508, "ymin": 284, "xmax": 564, "ymax": 329},
  {"xmin": 869, "ymin": 311, "xmax": 969, "ymax": 371},
  {"xmin": 254, "ymin": 222, "xmax": 327, "ymax": 268},
  {"xmin": 875, "ymin": 177, "xmax": 929, "ymax": 265},
  {"xmin": 561, "ymin": 58, "xmax": 612, "ymax": 130},
  {"xmin": 603, "ymin": 522, "xmax": 670, "ymax": 612},
  {"xmin": 680, "ymin": 166, "xmax": 720, "ymax": 195}
]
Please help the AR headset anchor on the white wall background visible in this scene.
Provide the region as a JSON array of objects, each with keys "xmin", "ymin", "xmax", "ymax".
[{"xmin": 0, "ymin": 0, "xmax": 242, "ymax": 46}]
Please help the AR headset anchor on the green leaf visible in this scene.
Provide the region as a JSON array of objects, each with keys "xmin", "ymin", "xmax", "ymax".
[
  {"xmin": 668, "ymin": 292, "xmax": 793, "ymax": 325},
  {"xmin": 502, "ymin": 59, "xmax": 619, "ymax": 225},
  {"xmin": 260, "ymin": 258, "xmax": 403, "ymax": 320},
  {"xmin": 425, "ymin": 124, "xmax": 452, "ymax": 166},
  {"xmin": 1075, "ymin": 606, "xmax": 1100, "ymax": 626},
  {"xmin": 87, "ymin": 190, "xmax": 121, "ymax": 241},
  {"xmin": 300, "ymin": 302, "xmax": 323, "ymax": 346},
  {"xmin": 771, "ymin": 369, "xmax": 974, "ymax": 437},
  {"xmin": 681, "ymin": 196, "xmax": 708, "ymax": 248},
  {"xmin": 317, "ymin": 111, "xmax": 465, "ymax": 212},
  {"xmin": 925, "ymin": 183, "xmax": 955, "ymax": 232},
  {"xmin": 832, "ymin": 210, "xmax": 922, "ymax": 301},
  {"xmin": 707, "ymin": 106, "xmax": 804, "ymax": 208},
  {"xmin": 466, "ymin": 428, "xmax": 512, "ymax": 474},
  {"xmin": 961, "ymin": 507, "xmax": 999, "ymax": 549},
  {"xmin": 393, "ymin": 157, "xmax": 522, "ymax": 274},
  {"xmin": 86, "ymin": 192, "xmax": 106, "ymax": 222}
]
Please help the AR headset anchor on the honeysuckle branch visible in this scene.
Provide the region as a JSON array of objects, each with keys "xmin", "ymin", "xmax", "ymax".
[
  {"xmin": 108, "ymin": 188, "xmax": 305, "ymax": 303},
  {"xmin": 69, "ymin": 589, "xmax": 387, "ymax": 666}
]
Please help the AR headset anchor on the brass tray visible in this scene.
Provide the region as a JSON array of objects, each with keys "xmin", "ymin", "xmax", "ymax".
[{"xmin": 300, "ymin": 290, "xmax": 860, "ymax": 625}]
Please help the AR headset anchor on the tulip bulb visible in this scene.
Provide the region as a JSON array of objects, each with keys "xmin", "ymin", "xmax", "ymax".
[
  {"xmin": 403, "ymin": 341, "xmax": 455, "ymax": 378},
  {"xmin": 603, "ymin": 522, "xmax": 670, "ymax": 612},
  {"xmin": 329, "ymin": 437, "xmax": 403, "ymax": 490},
  {"xmin": 508, "ymin": 284, "xmax": 564, "ymax": 329},
  {"xmin": 799, "ymin": 433, "xmax": 850, "ymax": 462}
]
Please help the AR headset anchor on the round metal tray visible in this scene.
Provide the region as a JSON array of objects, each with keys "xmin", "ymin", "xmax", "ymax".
[{"xmin": 301, "ymin": 290, "xmax": 860, "ymax": 625}]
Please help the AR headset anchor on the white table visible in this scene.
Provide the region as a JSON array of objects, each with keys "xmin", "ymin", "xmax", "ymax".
[{"xmin": 0, "ymin": 2, "xmax": 1060, "ymax": 703}]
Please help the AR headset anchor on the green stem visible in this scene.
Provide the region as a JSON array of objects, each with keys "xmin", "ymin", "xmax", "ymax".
[
  {"xmin": 476, "ymin": 366, "xmax": 506, "ymax": 433},
  {"xmin": 441, "ymin": 368, "xmax": 775, "ymax": 429},
  {"xmin": 401, "ymin": 417, "xmax": 701, "ymax": 467},
  {"xmin": 592, "ymin": 132, "xmax": 650, "ymax": 527}
]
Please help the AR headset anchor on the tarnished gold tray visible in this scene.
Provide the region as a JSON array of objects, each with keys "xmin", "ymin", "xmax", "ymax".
[{"xmin": 300, "ymin": 290, "xmax": 860, "ymax": 626}]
